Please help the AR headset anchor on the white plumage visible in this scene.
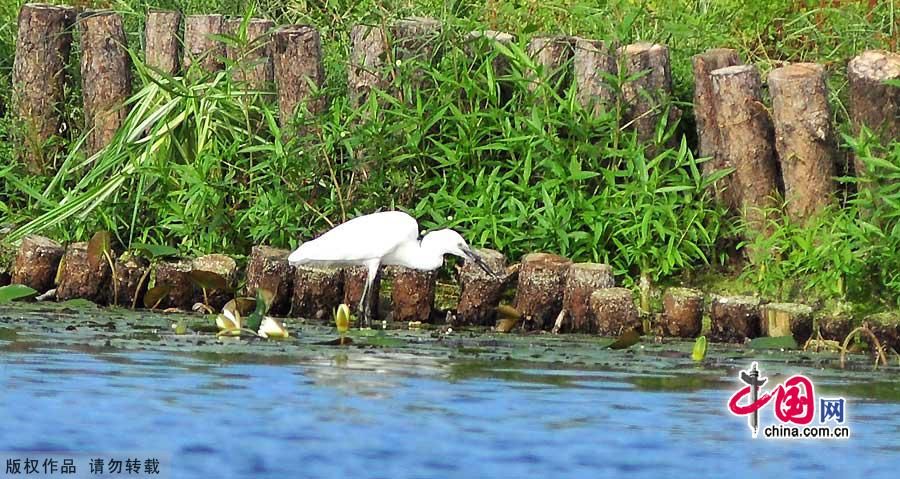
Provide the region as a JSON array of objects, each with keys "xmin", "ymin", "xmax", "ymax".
[{"xmin": 288, "ymin": 211, "xmax": 496, "ymax": 326}]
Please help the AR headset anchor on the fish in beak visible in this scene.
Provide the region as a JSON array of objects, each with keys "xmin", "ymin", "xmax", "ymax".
[{"xmin": 463, "ymin": 246, "xmax": 500, "ymax": 278}]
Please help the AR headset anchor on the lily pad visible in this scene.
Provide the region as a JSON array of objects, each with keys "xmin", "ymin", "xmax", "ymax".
[
  {"xmin": 609, "ymin": 329, "xmax": 641, "ymax": 350},
  {"xmin": 58, "ymin": 298, "xmax": 98, "ymax": 310},
  {"xmin": 144, "ymin": 285, "xmax": 170, "ymax": 309},
  {"xmin": 0, "ymin": 284, "xmax": 37, "ymax": 304}
]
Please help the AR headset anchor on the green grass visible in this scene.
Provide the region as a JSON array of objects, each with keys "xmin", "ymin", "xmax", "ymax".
[{"xmin": 0, "ymin": 0, "xmax": 898, "ymax": 310}]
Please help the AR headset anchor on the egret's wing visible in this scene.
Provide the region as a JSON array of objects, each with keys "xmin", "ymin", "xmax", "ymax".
[{"xmin": 289, "ymin": 211, "xmax": 419, "ymax": 263}]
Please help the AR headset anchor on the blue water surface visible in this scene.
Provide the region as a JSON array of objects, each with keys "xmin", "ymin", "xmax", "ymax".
[{"xmin": 1, "ymin": 347, "xmax": 899, "ymax": 478}]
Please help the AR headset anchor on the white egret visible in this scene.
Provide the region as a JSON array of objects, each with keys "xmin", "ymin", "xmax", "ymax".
[{"xmin": 288, "ymin": 211, "xmax": 497, "ymax": 327}]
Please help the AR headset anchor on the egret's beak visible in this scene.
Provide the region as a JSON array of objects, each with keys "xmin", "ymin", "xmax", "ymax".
[{"xmin": 463, "ymin": 247, "xmax": 499, "ymax": 278}]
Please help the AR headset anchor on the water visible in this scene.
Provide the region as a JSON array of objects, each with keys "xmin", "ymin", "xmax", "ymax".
[{"xmin": 2, "ymin": 305, "xmax": 900, "ymax": 478}]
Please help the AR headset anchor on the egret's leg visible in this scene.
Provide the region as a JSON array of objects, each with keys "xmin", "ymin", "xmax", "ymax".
[
  {"xmin": 357, "ymin": 279, "xmax": 370, "ymax": 327},
  {"xmin": 360, "ymin": 260, "xmax": 380, "ymax": 328}
]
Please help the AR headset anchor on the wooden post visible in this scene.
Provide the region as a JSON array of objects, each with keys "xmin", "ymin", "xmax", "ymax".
[
  {"xmin": 11, "ymin": 235, "xmax": 64, "ymax": 293},
  {"xmin": 661, "ymin": 287, "xmax": 703, "ymax": 338},
  {"xmin": 57, "ymin": 242, "xmax": 113, "ymax": 304},
  {"xmin": 291, "ymin": 265, "xmax": 343, "ymax": 320},
  {"xmin": 573, "ymin": 38, "xmax": 617, "ymax": 116},
  {"xmin": 110, "ymin": 255, "xmax": 148, "ymax": 307},
  {"xmin": 343, "ymin": 265, "xmax": 381, "ymax": 319},
  {"xmin": 847, "ymin": 50, "xmax": 900, "ymax": 178},
  {"xmin": 390, "ymin": 267, "xmax": 436, "ymax": 323},
  {"xmin": 768, "ymin": 63, "xmax": 837, "ymax": 222},
  {"xmin": 526, "ymin": 35, "xmax": 574, "ymax": 93},
  {"xmin": 273, "ymin": 25, "xmax": 325, "ymax": 127},
  {"xmin": 154, "ymin": 259, "xmax": 194, "ymax": 310},
  {"xmin": 225, "ymin": 18, "xmax": 275, "ymax": 89},
  {"xmin": 761, "ymin": 303, "xmax": 813, "ymax": 344},
  {"xmin": 144, "ymin": 9, "xmax": 181, "ymax": 75},
  {"xmin": 620, "ymin": 42, "xmax": 677, "ymax": 143},
  {"xmin": 12, "ymin": 3, "xmax": 75, "ymax": 174},
  {"xmin": 455, "ymin": 248, "xmax": 508, "ymax": 326},
  {"xmin": 711, "ymin": 65, "xmax": 779, "ymax": 234},
  {"xmin": 191, "ymin": 254, "xmax": 237, "ymax": 311},
  {"xmin": 514, "ymin": 253, "xmax": 573, "ymax": 330},
  {"xmin": 80, "ymin": 10, "xmax": 132, "ymax": 156},
  {"xmin": 348, "ymin": 24, "xmax": 388, "ymax": 108},
  {"xmin": 391, "ymin": 16, "xmax": 441, "ymax": 87},
  {"xmin": 245, "ymin": 246, "xmax": 294, "ymax": 316},
  {"xmin": 590, "ymin": 288, "xmax": 640, "ymax": 336},
  {"xmin": 692, "ymin": 48, "xmax": 742, "ymax": 209},
  {"xmin": 709, "ymin": 295, "xmax": 761, "ymax": 343},
  {"xmin": 183, "ymin": 14, "xmax": 225, "ymax": 73},
  {"xmin": 561, "ymin": 263, "xmax": 615, "ymax": 333}
]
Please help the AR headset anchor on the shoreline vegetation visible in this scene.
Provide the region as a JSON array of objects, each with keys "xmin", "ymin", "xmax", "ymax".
[{"xmin": 0, "ymin": 1, "xmax": 899, "ymax": 357}]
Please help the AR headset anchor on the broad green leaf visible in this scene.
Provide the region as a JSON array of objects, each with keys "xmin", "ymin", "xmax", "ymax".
[
  {"xmin": 87, "ymin": 231, "xmax": 112, "ymax": 270},
  {"xmin": 0, "ymin": 284, "xmax": 38, "ymax": 304},
  {"xmin": 692, "ymin": 335, "xmax": 708, "ymax": 362},
  {"xmin": 608, "ymin": 329, "xmax": 641, "ymax": 349},
  {"xmin": 144, "ymin": 285, "xmax": 170, "ymax": 309},
  {"xmin": 188, "ymin": 270, "xmax": 227, "ymax": 290}
]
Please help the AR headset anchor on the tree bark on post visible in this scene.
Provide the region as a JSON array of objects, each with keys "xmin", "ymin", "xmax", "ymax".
[
  {"xmin": 273, "ymin": 25, "xmax": 325, "ymax": 129},
  {"xmin": 144, "ymin": 9, "xmax": 181, "ymax": 75},
  {"xmin": 620, "ymin": 42, "xmax": 678, "ymax": 144},
  {"xmin": 12, "ymin": 3, "xmax": 75, "ymax": 174},
  {"xmin": 768, "ymin": 63, "xmax": 837, "ymax": 222},
  {"xmin": 455, "ymin": 248, "xmax": 508, "ymax": 326},
  {"xmin": 225, "ymin": 18, "xmax": 275, "ymax": 89},
  {"xmin": 692, "ymin": 48, "xmax": 741, "ymax": 209},
  {"xmin": 847, "ymin": 50, "xmax": 900, "ymax": 179},
  {"xmin": 711, "ymin": 65, "xmax": 779, "ymax": 235},
  {"xmin": 573, "ymin": 37, "xmax": 617, "ymax": 117},
  {"xmin": 515, "ymin": 252, "xmax": 573, "ymax": 331},
  {"xmin": 183, "ymin": 14, "xmax": 225, "ymax": 73},
  {"xmin": 348, "ymin": 24, "xmax": 388, "ymax": 108},
  {"xmin": 526, "ymin": 35, "xmax": 574, "ymax": 94},
  {"xmin": 391, "ymin": 17, "xmax": 441, "ymax": 92},
  {"xmin": 80, "ymin": 10, "xmax": 132, "ymax": 157}
]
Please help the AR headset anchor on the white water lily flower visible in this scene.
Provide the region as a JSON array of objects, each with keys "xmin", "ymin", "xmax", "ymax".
[
  {"xmin": 258, "ymin": 316, "xmax": 289, "ymax": 339},
  {"xmin": 216, "ymin": 306, "xmax": 241, "ymax": 334}
]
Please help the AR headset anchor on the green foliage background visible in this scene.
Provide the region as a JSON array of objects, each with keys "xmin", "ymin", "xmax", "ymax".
[{"xmin": 0, "ymin": 0, "xmax": 898, "ymax": 308}]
